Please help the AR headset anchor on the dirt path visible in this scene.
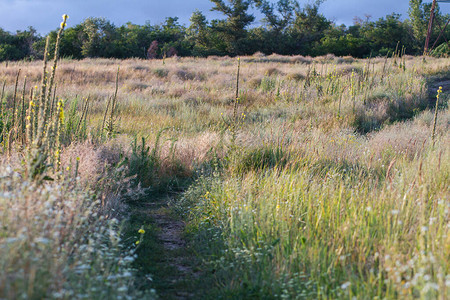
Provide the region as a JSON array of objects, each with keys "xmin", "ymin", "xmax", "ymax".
[
  {"xmin": 427, "ymin": 71, "xmax": 450, "ymax": 100},
  {"xmin": 138, "ymin": 195, "xmax": 199, "ymax": 300},
  {"xmin": 429, "ymin": 79, "xmax": 450, "ymax": 93}
]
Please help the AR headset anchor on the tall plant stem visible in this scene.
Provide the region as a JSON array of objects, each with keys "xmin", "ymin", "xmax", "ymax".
[
  {"xmin": 231, "ymin": 57, "xmax": 241, "ymax": 145},
  {"xmin": 11, "ymin": 69, "xmax": 21, "ymax": 130}
]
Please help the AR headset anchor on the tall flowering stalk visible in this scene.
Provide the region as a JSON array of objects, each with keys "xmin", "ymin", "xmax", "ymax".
[
  {"xmin": 11, "ymin": 69, "xmax": 21, "ymax": 130},
  {"xmin": 231, "ymin": 57, "xmax": 241, "ymax": 145},
  {"xmin": 350, "ymin": 70, "xmax": 356, "ymax": 113},
  {"xmin": 36, "ymin": 15, "xmax": 68, "ymax": 145},
  {"xmin": 36, "ymin": 36, "xmax": 49, "ymax": 141},
  {"xmin": 27, "ymin": 14, "xmax": 68, "ymax": 180},
  {"xmin": 431, "ymin": 86, "xmax": 443, "ymax": 145}
]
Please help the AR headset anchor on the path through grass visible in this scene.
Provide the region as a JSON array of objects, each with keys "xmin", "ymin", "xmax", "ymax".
[{"xmin": 126, "ymin": 193, "xmax": 202, "ymax": 299}]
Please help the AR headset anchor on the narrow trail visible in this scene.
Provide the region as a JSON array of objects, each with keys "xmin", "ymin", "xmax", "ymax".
[
  {"xmin": 429, "ymin": 79, "xmax": 450, "ymax": 94},
  {"xmin": 137, "ymin": 195, "xmax": 200, "ymax": 300},
  {"xmin": 427, "ymin": 72, "xmax": 450, "ymax": 98}
]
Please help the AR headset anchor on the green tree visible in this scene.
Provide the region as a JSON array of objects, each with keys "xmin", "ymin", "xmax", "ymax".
[
  {"xmin": 290, "ymin": 0, "xmax": 331, "ymax": 55},
  {"xmin": 0, "ymin": 43, "xmax": 22, "ymax": 61},
  {"xmin": 316, "ymin": 25, "xmax": 371, "ymax": 57},
  {"xmin": 210, "ymin": 0, "xmax": 255, "ymax": 54},
  {"xmin": 255, "ymin": 0, "xmax": 299, "ymax": 33},
  {"xmin": 187, "ymin": 10, "xmax": 212, "ymax": 56},
  {"xmin": 60, "ymin": 25, "xmax": 84, "ymax": 58},
  {"xmin": 362, "ymin": 13, "xmax": 415, "ymax": 54},
  {"xmin": 409, "ymin": 0, "xmax": 428, "ymax": 45},
  {"xmin": 0, "ymin": 27, "xmax": 41, "ymax": 61},
  {"xmin": 188, "ymin": 11, "xmax": 208, "ymax": 45},
  {"xmin": 80, "ymin": 17, "xmax": 120, "ymax": 58}
]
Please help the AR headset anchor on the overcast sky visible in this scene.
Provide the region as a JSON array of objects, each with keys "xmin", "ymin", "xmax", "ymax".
[{"xmin": 0, "ymin": 0, "xmax": 449, "ymax": 34}]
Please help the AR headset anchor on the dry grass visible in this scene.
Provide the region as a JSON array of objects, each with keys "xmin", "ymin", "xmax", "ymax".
[{"xmin": 0, "ymin": 54, "xmax": 449, "ymax": 298}]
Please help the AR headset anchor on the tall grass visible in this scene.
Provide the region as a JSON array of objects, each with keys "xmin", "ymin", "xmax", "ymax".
[
  {"xmin": 180, "ymin": 141, "xmax": 449, "ymax": 298},
  {"xmin": 0, "ymin": 48, "xmax": 448, "ymax": 299}
]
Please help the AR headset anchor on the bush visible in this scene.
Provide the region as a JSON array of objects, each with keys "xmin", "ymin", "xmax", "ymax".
[{"xmin": 153, "ymin": 68, "xmax": 169, "ymax": 78}]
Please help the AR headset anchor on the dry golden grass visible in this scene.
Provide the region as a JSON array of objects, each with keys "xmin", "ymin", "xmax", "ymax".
[{"xmin": 0, "ymin": 53, "xmax": 448, "ymax": 298}]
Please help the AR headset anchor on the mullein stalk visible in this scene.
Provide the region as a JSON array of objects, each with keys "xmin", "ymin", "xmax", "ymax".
[
  {"xmin": 28, "ymin": 14, "xmax": 68, "ymax": 180},
  {"xmin": 231, "ymin": 57, "xmax": 241, "ymax": 145},
  {"xmin": 0, "ymin": 80, "xmax": 5, "ymax": 99},
  {"xmin": 0, "ymin": 80, "xmax": 5, "ymax": 143},
  {"xmin": 33, "ymin": 86, "xmax": 39, "ymax": 142},
  {"xmin": 431, "ymin": 86, "xmax": 443, "ymax": 146},
  {"xmin": 74, "ymin": 157, "xmax": 80, "ymax": 182},
  {"xmin": 7, "ymin": 127, "xmax": 13, "ymax": 157},
  {"xmin": 337, "ymin": 85, "xmax": 344, "ymax": 119},
  {"xmin": 0, "ymin": 80, "xmax": 5, "ymax": 115},
  {"xmin": 38, "ymin": 16, "xmax": 67, "ymax": 143},
  {"xmin": 36, "ymin": 36, "xmax": 50, "ymax": 144},
  {"xmin": 380, "ymin": 50, "xmax": 390, "ymax": 83},
  {"xmin": 109, "ymin": 67, "xmax": 120, "ymax": 133},
  {"xmin": 26, "ymin": 88, "xmax": 35, "ymax": 147},
  {"xmin": 1, "ymin": 114, "xmax": 8, "ymax": 148},
  {"xmin": 44, "ymin": 21, "xmax": 66, "ymax": 128},
  {"xmin": 55, "ymin": 100, "xmax": 64, "ymax": 171},
  {"xmin": 350, "ymin": 71, "xmax": 356, "ymax": 113},
  {"xmin": 20, "ymin": 77, "xmax": 27, "ymax": 143},
  {"xmin": 50, "ymin": 83, "xmax": 57, "ymax": 120},
  {"xmin": 75, "ymin": 96, "xmax": 90, "ymax": 137},
  {"xmin": 102, "ymin": 96, "xmax": 112, "ymax": 137},
  {"xmin": 11, "ymin": 69, "xmax": 21, "ymax": 130},
  {"xmin": 45, "ymin": 100, "xmax": 62, "ymax": 172},
  {"xmin": 393, "ymin": 41, "xmax": 400, "ymax": 65},
  {"xmin": 105, "ymin": 67, "xmax": 120, "ymax": 137}
]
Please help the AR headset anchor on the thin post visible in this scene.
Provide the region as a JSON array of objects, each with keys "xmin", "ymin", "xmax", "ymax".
[{"xmin": 424, "ymin": 0, "xmax": 437, "ymax": 55}]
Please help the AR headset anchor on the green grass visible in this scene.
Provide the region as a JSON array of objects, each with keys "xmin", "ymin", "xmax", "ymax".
[{"xmin": 180, "ymin": 143, "xmax": 449, "ymax": 298}]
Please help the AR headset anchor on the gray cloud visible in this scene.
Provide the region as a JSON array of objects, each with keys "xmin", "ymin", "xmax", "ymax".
[{"xmin": 0, "ymin": 0, "xmax": 449, "ymax": 34}]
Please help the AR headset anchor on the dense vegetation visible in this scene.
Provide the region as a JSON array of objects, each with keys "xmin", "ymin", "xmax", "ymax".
[
  {"xmin": 1, "ymin": 22, "xmax": 449, "ymax": 297},
  {"xmin": 0, "ymin": 3, "xmax": 449, "ymax": 299},
  {"xmin": 1, "ymin": 0, "xmax": 450, "ymax": 61}
]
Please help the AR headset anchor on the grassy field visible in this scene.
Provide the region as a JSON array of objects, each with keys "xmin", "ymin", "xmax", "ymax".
[{"xmin": 0, "ymin": 48, "xmax": 449, "ymax": 299}]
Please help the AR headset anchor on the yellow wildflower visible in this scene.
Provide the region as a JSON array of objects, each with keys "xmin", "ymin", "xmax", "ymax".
[
  {"xmin": 60, "ymin": 14, "xmax": 68, "ymax": 29},
  {"xmin": 437, "ymin": 86, "xmax": 443, "ymax": 100},
  {"xmin": 59, "ymin": 107, "xmax": 64, "ymax": 122},
  {"xmin": 135, "ymin": 241, "xmax": 140, "ymax": 245},
  {"xmin": 138, "ymin": 229, "xmax": 145, "ymax": 234}
]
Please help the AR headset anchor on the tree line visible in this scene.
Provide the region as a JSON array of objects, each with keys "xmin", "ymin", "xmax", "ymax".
[{"xmin": 1, "ymin": 0, "xmax": 449, "ymax": 61}]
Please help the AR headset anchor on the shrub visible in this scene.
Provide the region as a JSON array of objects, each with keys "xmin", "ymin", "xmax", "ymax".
[{"xmin": 153, "ymin": 68, "xmax": 169, "ymax": 78}]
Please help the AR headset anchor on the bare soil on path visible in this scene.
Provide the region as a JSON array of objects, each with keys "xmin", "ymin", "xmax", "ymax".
[{"xmin": 131, "ymin": 195, "xmax": 201, "ymax": 300}]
